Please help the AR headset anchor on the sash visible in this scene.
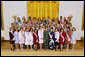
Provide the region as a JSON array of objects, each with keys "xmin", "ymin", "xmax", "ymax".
[
  {"xmin": 33, "ymin": 32, "xmax": 38, "ymax": 38},
  {"xmin": 66, "ymin": 33, "xmax": 70, "ymax": 41}
]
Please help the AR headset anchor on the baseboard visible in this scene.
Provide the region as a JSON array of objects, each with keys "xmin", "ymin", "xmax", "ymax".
[{"xmin": 1, "ymin": 40, "xmax": 10, "ymax": 42}]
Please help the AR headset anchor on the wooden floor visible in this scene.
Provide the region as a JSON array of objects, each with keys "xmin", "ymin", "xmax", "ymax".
[
  {"xmin": 1, "ymin": 40, "xmax": 84, "ymax": 49},
  {"xmin": 1, "ymin": 49, "xmax": 84, "ymax": 56},
  {"xmin": 1, "ymin": 40, "xmax": 84, "ymax": 56}
]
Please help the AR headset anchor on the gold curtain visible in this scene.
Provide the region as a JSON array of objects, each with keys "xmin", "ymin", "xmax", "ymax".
[
  {"xmin": 82, "ymin": 3, "xmax": 84, "ymax": 30},
  {"xmin": 27, "ymin": 1, "xmax": 59, "ymax": 20},
  {"xmin": 1, "ymin": 1, "xmax": 4, "ymax": 31}
]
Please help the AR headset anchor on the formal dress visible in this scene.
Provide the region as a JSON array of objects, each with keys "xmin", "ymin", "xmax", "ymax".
[
  {"xmin": 9, "ymin": 31, "xmax": 15, "ymax": 44},
  {"xmin": 25, "ymin": 31, "xmax": 29, "ymax": 45},
  {"xmin": 65, "ymin": 31, "xmax": 71, "ymax": 45},
  {"xmin": 38, "ymin": 29, "xmax": 44, "ymax": 43},
  {"xmin": 14, "ymin": 31, "xmax": 19, "ymax": 43},
  {"xmin": 43, "ymin": 31, "xmax": 49, "ymax": 49},
  {"xmin": 28, "ymin": 32, "xmax": 33, "ymax": 45},
  {"xmin": 71, "ymin": 31, "xmax": 77, "ymax": 44},
  {"xmin": 18, "ymin": 31, "xmax": 25, "ymax": 44},
  {"xmin": 33, "ymin": 32, "xmax": 38, "ymax": 45},
  {"xmin": 59, "ymin": 32, "xmax": 66, "ymax": 45},
  {"xmin": 55, "ymin": 31, "xmax": 60, "ymax": 45},
  {"xmin": 49, "ymin": 31, "xmax": 55, "ymax": 49}
]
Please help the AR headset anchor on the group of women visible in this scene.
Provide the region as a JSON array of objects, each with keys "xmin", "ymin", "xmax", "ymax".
[{"xmin": 9, "ymin": 16, "xmax": 77, "ymax": 51}]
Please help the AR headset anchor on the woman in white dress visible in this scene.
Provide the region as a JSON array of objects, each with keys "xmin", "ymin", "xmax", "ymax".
[
  {"xmin": 29, "ymin": 28, "xmax": 33, "ymax": 50},
  {"xmin": 18, "ymin": 27, "xmax": 25, "ymax": 50},
  {"xmin": 25, "ymin": 28, "xmax": 29, "ymax": 49},
  {"xmin": 55, "ymin": 28, "xmax": 60, "ymax": 51},
  {"xmin": 14, "ymin": 28, "xmax": 19, "ymax": 50},
  {"xmin": 71, "ymin": 27, "xmax": 77, "ymax": 51},
  {"xmin": 38, "ymin": 26, "xmax": 44, "ymax": 51}
]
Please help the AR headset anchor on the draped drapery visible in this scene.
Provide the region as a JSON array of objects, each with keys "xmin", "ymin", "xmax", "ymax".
[
  {"xmin": 82, "ymin": 3, "xmax": 84, "ymax": 30},
  {"xmin": 1, "ymin": 1, "xmax": 4, "ymax": 31},
  {"xmin": 27, "ymin": 1, "xmax": 59, "ymax": 20}
]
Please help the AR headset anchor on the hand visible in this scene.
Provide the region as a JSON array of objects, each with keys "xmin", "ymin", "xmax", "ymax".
[
  {"xmin": 44, "ymin": 40, "xmax": 46, "ymax": 42},
  {"xmin": 41, "ymin": 38, "xmax": 43, "ymax": 40},
  {"xmin": 66, "ymin": 38, "xmax": 68, "ymax": 40},
  {"xmin": 37, "ymin": 40, "xmax": 38, "ymax": 42},
  {"xmin": 11, "ymin": 39, "xmax": 13, "ymax": 41},
  {"xmin": 50, "ymin": 39, "xmax": 52, "ymax": 40}
]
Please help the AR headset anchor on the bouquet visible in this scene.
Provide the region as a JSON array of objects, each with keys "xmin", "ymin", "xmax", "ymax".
[{"xmin": 50, "ymin": 34, "xmax": 53, "ymax": 39}]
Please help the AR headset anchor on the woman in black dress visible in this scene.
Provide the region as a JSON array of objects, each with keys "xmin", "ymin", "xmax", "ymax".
[{"xmin": 9, "ymin": 27, "xmax": 15, "ymax": 51}]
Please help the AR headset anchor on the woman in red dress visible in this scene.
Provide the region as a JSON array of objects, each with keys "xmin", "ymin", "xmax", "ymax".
[
  {"xmin": 33, "ymin": 29, "xmax": 38, "ymax": 51},
  {"xmin": 66, "ymin": 27, "xmax": 71, "ymax": 51},
  {"xmin": 59, "ymin": 29, "xmax": 66, "ymax": 51}
]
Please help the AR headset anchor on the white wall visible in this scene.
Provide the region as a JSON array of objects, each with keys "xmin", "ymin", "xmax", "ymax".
[
  {"xmin": 59, "ymin": 1, "xmax": 84, "ymax": 40},
  {"xmin": 1, "ymin": 1, "xmax": 84, "ymax": 40},
  {"xmin": 1, "ymin": 1, "xmax": 27, "ymax": 40}
]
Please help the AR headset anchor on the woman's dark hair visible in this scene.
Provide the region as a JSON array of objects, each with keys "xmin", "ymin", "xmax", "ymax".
[
  {"xmin": 29, "ymin": 28, "xmax": 33, "ymax": 31},
  {"xmin": 60, "ymin": 28, "xmax": 64, "ymax": 32},
  {"xmin": 55, "ymin": 28, "xmax": 59, "ymax": 31},
  {"xmin": 72, "ymin": 27, "xmax": 76, "ymax": 31},
  {"xmin": 28, "ymin": 16, "xmax": 31, "ymax": 20},
  {"xmin": 34, "ymin": 29, "xmax": 38, "ymax": 32},
  {"xmin": 10, "ymin": 27, "xmax": 14, "ymax": 33},
  {"xmin": 45, "ymin": 26, "xmax": 48, "ymax": 29},
  {"xmin": 51, "ymin": 27, "xmax": 53, "ymax": 29},
  {"xmin": 20, "ymin": 27, "xmax": 23, "ymax": 30},
  {"xmin": 60, "ymin": 16, "xmax": 62, "ymax": 18},
  {"xmin": 11, "ymin": 23, "xmax": 13, "ymax": 25},
  {"xmin": 67, "ymin": 27, "xmax": 70, "ymax": 30},
  {"xmin": 40, "ymin": 26, "xmax": 42, "ymax": 29}
]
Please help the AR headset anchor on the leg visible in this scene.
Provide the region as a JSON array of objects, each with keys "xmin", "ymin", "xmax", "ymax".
[
  {"xmin": 27, "ymin": 45, "xmax": 29, "ymax": 49},
  {"xmin": 44, "ymin": 41, "xmax": 46, "ymax": 49},
  {"xmin": 21, "ymin": 44, "xmax": 23, "ymax": 50},
  {"xmin": 60, "ymin": 45, "xmax": 63, "ymax": 51},
  {"xmin": 20, "ymin": 44, "xmax": 22, "ymax": 50},
  {"xmin": 72, "ymin": 44, "xmax": 75, "ymax": 51},
  {"xmin": 10, "ymin": 44, "xmax": 13, "ymax": 50},
  {"xmin": 56, "ymin": 45, "xmax": 58, "ymax": 51},
  {"xmin": 30, "ymin": 45, "xmax": 33, "ymax": 49},
  {"xmin": 46, "ymin": 41, "xmax": 49, "ymax": 49},
  {"xmin": 34, "ymin": 45, "xmax": 35, "ymax": 50},
  {"xmin": 15, "ymin": 43, "xmax": 19, "ymax": 50},
  {"xmin": 40, "ymin": 43, "xmax": 43, "ymax": 50},
  {"xmin": 66, "ymin": 44, "xmax": 69, "ymax": 51},
  {"xmin": 35, "ymin": 45, "xmax": 37, "ymax": 51}
]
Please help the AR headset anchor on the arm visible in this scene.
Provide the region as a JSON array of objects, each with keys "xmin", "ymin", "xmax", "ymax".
[{"xmin": 57, "ymin": 32, "xmax": 60, "ymax": 41}]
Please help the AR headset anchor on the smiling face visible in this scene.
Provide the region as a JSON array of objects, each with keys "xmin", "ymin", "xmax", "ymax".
[
  {"xmin": 55, "ymin": 28, "xmax": 57, "ymax": 32},
  {"xmin": 61, "ymin": 29, "xmax": 64, "ymax": 33},
  {"xmin": 16, "ymin": 28, "xmax": 18, "ymax": 31},
  {"xmin": 27, "ymin": 28, "xmax": 29, "ymax": 32},
  {"xmin": 40, "ymin": 26, "xmax": 42, "ymax": 30},
  {"xmin": 20, "ymin": 28, "xmax": 23, "ymax": 32},
  {"xmin": 45, "ymin": 27, "xmax": 48, "ymax": 31},
  {"xmin": 50, "ymin": 28, "xmax": 53, "ymax": 32},
  {"xmin": 35, "ymin": 29, "xmax": 37, "ymax": 33}
]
